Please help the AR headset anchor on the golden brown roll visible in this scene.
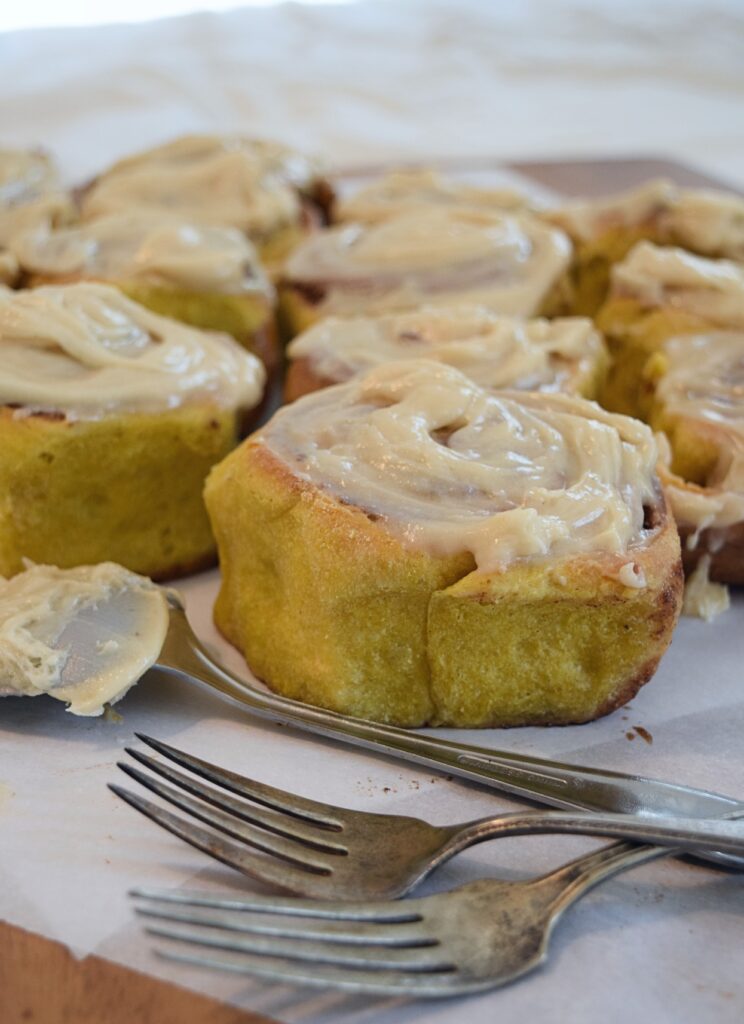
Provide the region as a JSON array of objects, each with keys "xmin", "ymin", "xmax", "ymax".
[
  {"xmin": 78, "ymin": 135, "xmax": 329, "ymax": 274},
  {"xmin": 546, "ymin": 179, "xmax": 744, "ymax": 314},
  {"xmin": 0, "ymin": 282, "xmax": 264, "ymax": 580},
  {"xmin": 206, "ymin": 360, "xmax": 682, "ymax": 728},
  {"xmin": 278, "ymin": 207, "xmax": 573, "ymax": 339},
  {"xmin": 285, "ymin": 306, "xmax": 607, "ymax": 402},
  {"xmin": 11, "ymin": 211, "xmax": 278, "ymax": 374},
  {"xmin": 335, "ymin": 168, "xmax": 530, "ymax": 224}
]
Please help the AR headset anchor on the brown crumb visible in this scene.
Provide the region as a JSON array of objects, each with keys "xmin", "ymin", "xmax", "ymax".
[
  {"xmin": 626, "ymin": 731, "xmax": 636, "ymax": 741},
  {"xmin": 634, "ymin": 726, "xmax": 653, "ymax": 745}
]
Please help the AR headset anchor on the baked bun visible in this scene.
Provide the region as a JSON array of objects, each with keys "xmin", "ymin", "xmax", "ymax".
[
  {"xmin": 78, "ymin": 135, "xmax": 326, "ymax": 275},
  {"xmin": 285, "ymin": 306, "xmax": 607, "ymax": 402},
  {"xmin": 11, "ymin": 212, "xmax": 278, "ymax": 375},
  {"xmin": 649, "ymin": 331, "xmax": 744, "ymax": 585},
  {"xmin": 546, "ymin": 179, "xmax": 744, "ymax": 314},
  {"xmin": 278, "ymin": 208, "xmax": 573, "ymax": 339},
  {"xmin": 0, "ymin": 283, "xmax": 264, "ymax": 580},
  {"xmin": 336, "ymin": 168, "xmax": 530, "ymax": 224},
  {"xmin": 206, "ymin": 360, "xmax": 682, "ymax": 728},
  {"xmin": 597, "ymin": 242, "xmax": 744, "ymax": 418}
]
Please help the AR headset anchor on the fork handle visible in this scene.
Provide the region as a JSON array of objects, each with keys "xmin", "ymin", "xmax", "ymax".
[
  {"xmin": 449, "ymin": 808, "xmax": 744, "ymax": 859},
  {"xmin": 160, "ymin": 604, "xmax": 744, "ymax": 870}
]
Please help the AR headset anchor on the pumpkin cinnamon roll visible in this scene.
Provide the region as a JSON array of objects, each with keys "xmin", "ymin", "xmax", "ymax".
[
  {"xmin": 79, "ymin": 135, "xmax": 330, "ymax": 273},
  {"xmin": 11, "ymin": 212, "xmax": 277, "ymax": 374},
  {"xmin": 205, "ymin": 360, "xmax": 682, "ymax": 728},
  {"xmin": 546, "ymin": 179, "xmax": 744, "ymax": 315},
  {"xmin": 597, "ymin": 241, "xmax": 744, "ymax": 418},
  {"xmin": 336, "ymin": 168, "xmax": 529, "ymax": 224},
  {"xmin": 0, "ymin": 283, "xmax": 264, "ymax": 580},
  {"xmin": 279, "ymin": 208, "xmax": 573, "ymax": 338},
  {"xmin": 285, "ymin": 306, "xmax": 607, "ymax": 402},
  {"xmin": 0, "ymin": 147, "xmax": 75, "ymax": 286}
]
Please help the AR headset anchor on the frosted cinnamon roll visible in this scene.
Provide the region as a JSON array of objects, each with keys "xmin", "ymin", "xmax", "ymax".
[
  {"xmin": 336, "ymin": 168, "xmax": 529, "ymax": 224},
  {"xmin": 0, "ymin": 148, "xmax": 75, "ymax": 285},
  {"xmin": 279, "ymin": 208, "xmax": 573, "ymax": 338},
  {"xmin": 206, "ymin": 360, "xmax": 682, "ymax": 728},
  {"xmin": 0, "ymin": 282, "xmax": 264, "ymax": 580},
  {"xmin": 11, "ymin": 212, "xmax": 277, "ymax": 372},
  {"xmin": 79, "ymin": 135, "xmax": 330, "ymax": 272},
  {"xmin": 546, "ymin": 178, "xmax": 744, "ymax": 314},
  {"xmin": 285, "ymin": 306, "xmax": 607, "ymax": 402},
  {"xmin": 597, "ymin": 242, "xmax": 744, "ymax": 417},
  {"xmin": 650, "ymin": 331, "xmax": 744, "ymax": 587}
]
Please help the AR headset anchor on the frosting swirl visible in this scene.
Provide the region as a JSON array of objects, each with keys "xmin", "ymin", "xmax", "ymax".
[
  {"xmin": 288, "ymin": 306, "xmax": 604, "ymax": 393},
  {"xmin": 338, "ymin": 168, "xmax": 529, "ymax": 224},
  {"xmin": 11, "ymin": 213, "xmax": 274, "ymax": 296},
  {"xmin": 81, "ymin": 139, "xmax": 301, "ymax": 238},
  {"xmin": 260, "ymin": 359, "xmax": 659, "ymax": 577},
  {"xmin": 549, "ymin": 178, "xmax": 744, "ymax": 259},
  {"xmin": 0, "ymin": 282, "xmax": 264, "ymax": 418},
  {"xmin": 0, "ymin": 147, "xmax": 74, "ymax": 249},
  {"xmin": 284, "ymin": 208, "xmax": 571, "ymax": 316},
  {"xmin": 610, "ymin": 242, "xmax": 744, "ymax": 328}
]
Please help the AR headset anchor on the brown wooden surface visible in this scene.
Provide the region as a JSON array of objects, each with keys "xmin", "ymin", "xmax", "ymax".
[{"xmin": 2, "ymin": 156, "xmax": 727, "ymax": 1024}]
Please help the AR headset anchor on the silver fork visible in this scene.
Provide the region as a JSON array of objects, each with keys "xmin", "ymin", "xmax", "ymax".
[
  {"xmin": 130, "ymin": 838, "xmax": 694, "ymax": 997},
  {"xmin": 111, "ymin": 736, "xmax": 744, "ymax": 900}
]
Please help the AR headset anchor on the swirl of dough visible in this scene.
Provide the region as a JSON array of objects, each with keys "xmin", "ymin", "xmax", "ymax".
[{"xmin": 260, "ymin": 359, "xmax": 659, "ymax": 576}]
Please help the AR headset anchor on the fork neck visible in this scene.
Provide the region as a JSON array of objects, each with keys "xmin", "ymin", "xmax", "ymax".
[{"xmin": 538, "ymin": 840, "xmax": 670, "ymax": 913}]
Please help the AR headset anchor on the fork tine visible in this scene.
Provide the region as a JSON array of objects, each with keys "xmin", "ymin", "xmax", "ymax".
[
  {"xmin": 118, "ymin": 758, "xmax": 346, "ymax": 857},
  {"xmin": 131, "ymin": 887, "xmax": 420, "ymax": 922},
  {"xmin": 109, "ymin": 784, "xmax": 334, "ymax": 891},
  {"xmin": 155, "ymin": 947, "xmax": 465, "ymax": 996},
  {"xmin": 134, "ymin": 734, "xmax": 344, "ymax": 827},
  {"xmin": 144, "ymin": 920, "xmax": 446, "ymax": 970}
]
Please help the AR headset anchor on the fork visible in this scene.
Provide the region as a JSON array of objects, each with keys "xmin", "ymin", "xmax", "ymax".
[
  {"xmin": 111, "ymin": 736, "xmax": 744, "ymax": 900},
  {"xmin": 131, "ymin": 838, "xmax": 691, "ymax": 997}
]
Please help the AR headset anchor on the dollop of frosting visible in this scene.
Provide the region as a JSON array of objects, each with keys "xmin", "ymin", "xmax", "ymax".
[
  {"xmin": 288, "ymin": 306, "xmax": 604, "ymax": 394},
  {"xmin": 338, "ymin": 168, "xmax": 529, "ymax": 224},
  {"xmin": 0, "ymin": 562, "xmax": 169, "ymax": 716},
  {"xmin": 549, "ymin": 178, "xmax": 744, "ymax": 259},
  {"xmin": 0, "ymin": 282, "xmax": 265, "ymax": 418},
  {"xmin": 81, "ymin": 137, "xmax": 302, "ymax": 238},
  {"xmin": 611, "ymin": 242, "xmax": 744, "ymax": 328},
  {"xmin": 0, "ymin": 147, "xmax": 74, "ymax": 247},
  {"xmin": 260, "ymin": 359, "xmax": 660, "ymax": 578},
  {"xmin": 654, "ymin": 331, "xmax": 744, "ymax": 531},
  {"xmin": 11, "ymin": 213, "xmax": 274, "ymax": 296},
  {"xmin": 284, "ymin": 208, "xmax": 571, "ymax": 317}
]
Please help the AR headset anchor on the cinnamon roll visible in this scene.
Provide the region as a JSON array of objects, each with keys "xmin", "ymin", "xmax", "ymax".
[
  {"xmin": 205, "ymin": 360, "xmax": 682, "ymax": 727},
  {"xmin": 0, "ymin": 147, "xmax": 75, "ymax": 285},
  {"xmin": 546, "ymin": 179, "xmax": 744, "ymax": 314},
  {"xmin": 336, "ymin": 168, "xmax": 529, "ymax": 224},
  {"xmin": 0, "ymin": 283, "xmax": 264, "ymax": 580},
  {"xmin": 285, "ymin": 306, "xmax": 607, "ymax": 402},
  {"xmin": 597, "ymin": 241, "xmax": 744, "ymax": 417},
  {"xmin": 279, "ymin": 208, "xmax": 573, "ymax": 338},
  {"xmin": 79, "ymin": 135, "xmax": 330, "ymax": 273},
  {"xmin": 11, "ymin": 212, "xmax": 278, "ymax": 374}
]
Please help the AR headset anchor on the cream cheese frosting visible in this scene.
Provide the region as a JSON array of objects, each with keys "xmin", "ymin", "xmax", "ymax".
[
  {"xmin": 549, "ymin": 178, "xmax": 744, "ymax": 258},
  {"xmin": 0, "ymin": 562, "xmax": 169, "ymax": 715},
  {"xmin": 0, "ymin": 282, "xmax": 265, "ymax": 419},
  {"xmin": 261, "ymin": 359, "xmax": 660, "ymax": 578},
  {"xmin": 611, "ymin": 242, "xmax": 744, "ymax": 327},
  {"xmin": 80, "ymin": 140, "xmax": 302, "ymax": 238},
  {"xmin": 284, "ymin": 208, "xmax": 572, "ymax": 317},
  {"xmin": 288, "ymin": 306, "xmax": 604, "ymax": 393},
  {"xmin": 11, "ymin": 213, "xmax": 273, "ymax": 296},
  {"xmin": 337, "ymin": 168, "xmax": 529, "ymax": 224},
  {"xmin": 655, "ymin": 331, "xmax": 744, "ymax": 532},
  {"xmin": 0, "ymin": 148, "xmax": 74, "ymax": 247}
]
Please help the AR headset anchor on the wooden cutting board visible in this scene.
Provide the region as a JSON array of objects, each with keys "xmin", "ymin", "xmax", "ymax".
[{"xmin": 1, "ymin": 155, "xmax": 730, "ymax": 1024}]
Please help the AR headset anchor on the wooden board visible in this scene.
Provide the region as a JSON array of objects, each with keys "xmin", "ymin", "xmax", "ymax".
[{"xmin": 1, "ymin": 155, "xmax": 729, "ymax": 1024}]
